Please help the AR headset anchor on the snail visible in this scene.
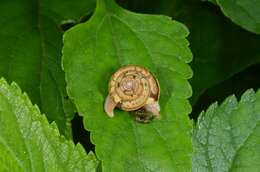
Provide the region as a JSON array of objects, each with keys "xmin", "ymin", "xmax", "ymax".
[{"xmin": 104, "ymin": 65, "xmax": 160, "ymax": 122}]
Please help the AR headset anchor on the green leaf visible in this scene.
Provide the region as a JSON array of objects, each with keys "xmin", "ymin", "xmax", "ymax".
[
  {"xmin": 213, "ymin": 0, "xmax": 260, "ymax": 34},
  {"xmin": 62, "ymin": 0, "xmax": 193, "ymax": 171},
  {"xmin": 188, "ymin": 3, "xmax": 260, "ymax": 104},
  {"xmin": 154, "ymin": 0, "xmax": 260, "ymax": 104},
  {"xmin": 193, "ymin": 89, "xmax": 260, "ymax": 172},
  {"xmin": 0, "ymin": 0, "xmax": 95, "ymax": 138},
  {"xmin": 118, "ymin": 0, "xmax": 260, "ymax": 104},
  {"xmin": 0, "ymin": 78, "xmax": 98, "ymax": 172}
]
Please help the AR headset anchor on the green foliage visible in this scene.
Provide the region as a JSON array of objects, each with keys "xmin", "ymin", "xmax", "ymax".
[
  {"xmin": 156, "ymin": 0, "xmax": 260, "ymax": 104},
  {"xmin": 193, "ymin": 89, "xmax": 260, "ymax": 172},
  {"xmin": 118, "ymin": 0, "xmax": 260, "ymax": 104},
  {"xmin": 208, "ymin": 0, "xmax": 260, "ymax": 34},
  {"xmin": 0, "ymin": 0, "xmax": 95, "ymax": 138},
  {"xmin": 62, "ymin": 0, "xmax": 193, "ymax": 171},
  {"xmin": 0, "ymin": 78, "xmax": 98, "ymax": 172},
  {"xmin": 185, "ymin": 1, "xmax": 260, "ymax": 103},
  {"xmin": 0, "ymin": 0, "xmax": 259, "ymax": 171}
]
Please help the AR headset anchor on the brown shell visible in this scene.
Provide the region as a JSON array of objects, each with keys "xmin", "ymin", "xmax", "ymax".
[{"xmin": 108, "ymin": 65, "xmax": 160, "ymax": 111}]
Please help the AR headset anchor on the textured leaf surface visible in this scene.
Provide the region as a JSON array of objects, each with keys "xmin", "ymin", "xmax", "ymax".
[
  {"xmin": 0, "ymin": 78, "xmax": 98, "ymax": 172},
  {"xmin": 213, "ymin": 0, "xmax": 260, "ymax": 34},
  {"xmin": 0, "ymin": 0, "xmax": 95, "ymax": 137},
  {"xmin": 62, "ymin": 0, "xmax": 193, "ymax": 171},
  {"xmin": 193, "ymin": 89, "xmax": 260, "ymax": 172},
  {"xmin": 118, "ymin": 0, "xmax": 260, "ymax": 104},
  {"xmin": 155, "ymin": 0, "xmax": 260, "ymax": 104}
]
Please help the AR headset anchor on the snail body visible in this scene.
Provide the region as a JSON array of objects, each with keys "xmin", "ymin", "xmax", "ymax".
[{"xmin": 104, "ymin": 65, "xmax": 160, "ymax": 121}]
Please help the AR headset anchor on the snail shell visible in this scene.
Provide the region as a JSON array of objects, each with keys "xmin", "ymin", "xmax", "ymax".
[{"xmin": 104, "ymin": 65, "xmax": 160, "ymax": 119}]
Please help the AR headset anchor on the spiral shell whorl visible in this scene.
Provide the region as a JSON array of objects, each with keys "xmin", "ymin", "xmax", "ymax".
[{"xmin": 109, "ymin": 65, "xmax": 159, "ymax": 111}]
